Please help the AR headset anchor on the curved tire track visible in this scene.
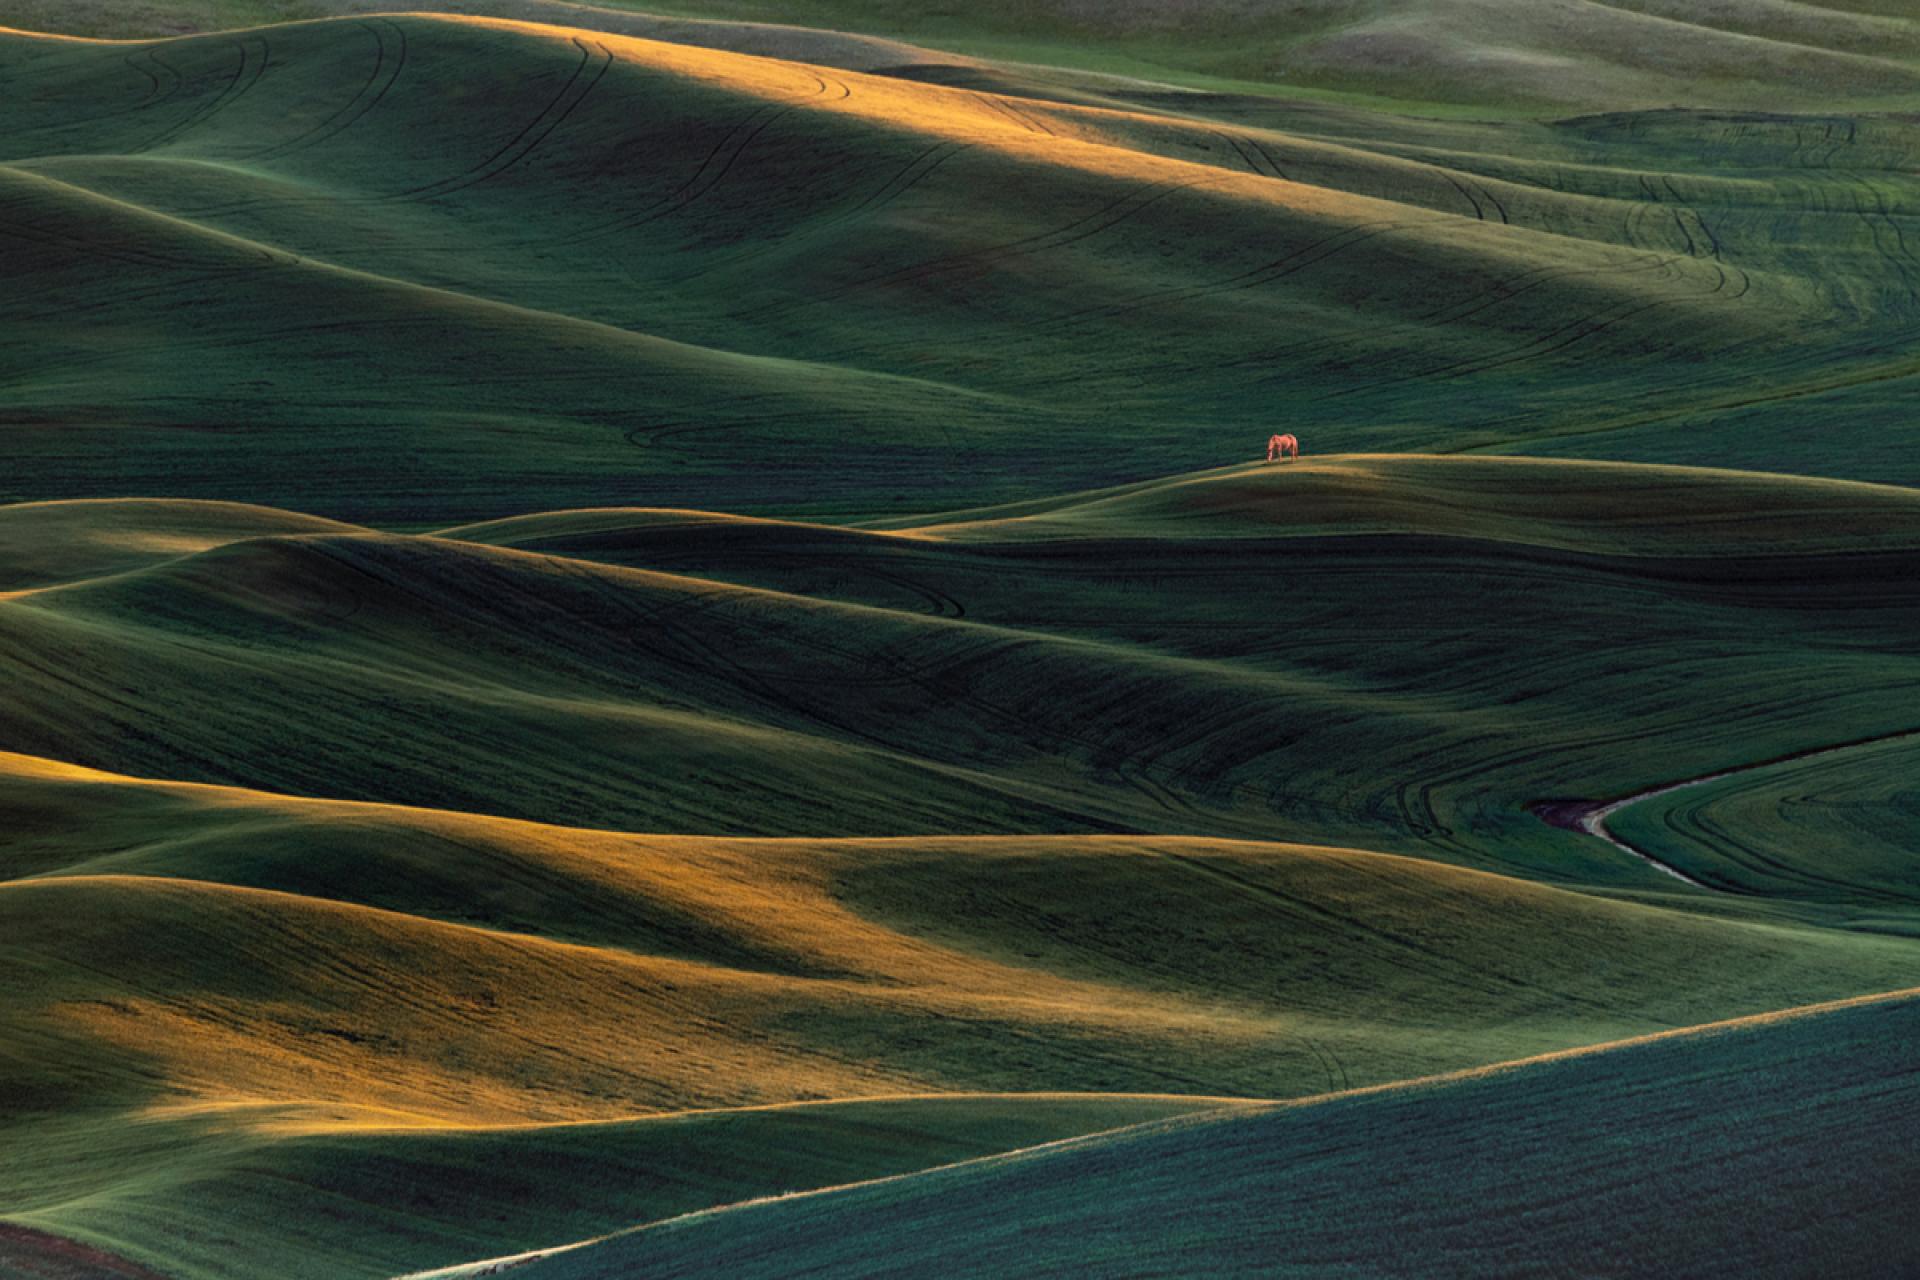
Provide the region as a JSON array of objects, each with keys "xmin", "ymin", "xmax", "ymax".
[
  {"xmin": 389, "ymin": 38, "xmax": 611, "ymax": 203},
  {"xmin": 137, "ymin": 36, "xmax": 271, "ymax": 153}
]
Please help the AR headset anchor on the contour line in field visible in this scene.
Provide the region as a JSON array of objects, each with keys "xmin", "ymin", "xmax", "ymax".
[{"xmin": 1567, "ymin": 726, "xmax": 1920, "ymax": 889}]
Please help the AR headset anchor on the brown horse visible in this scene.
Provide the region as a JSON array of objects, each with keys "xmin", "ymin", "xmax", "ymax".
[{"xmin": 1266, "ymin": 433, "xmax": 1299, "ymax": 462}]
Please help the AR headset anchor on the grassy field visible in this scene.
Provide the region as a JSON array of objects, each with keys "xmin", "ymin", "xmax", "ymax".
[
  {"xmin": 5, "ymin": 15, "xmax": 1920, "ymax": 525},
  {"xmin": 2, "ymin": 5, "xmax": 1918, "ymax": 1277},
  {"xmin": 1609, "ymin": 732, "xmax": 1920, "ymax": 909},
  {"xmin": 488, "ymin": 988, "xmax": 1920, "ymax": 1279},
  {"xmin": 5, "ymin": 460, "xmax": 1920, "ymax": 1274},
  {"xmin": 8, "ymin": 748, "xmax": 1915, "ymax": 1126},
  {"xmin": 10, "ymin": 0, "xmax": 1920, "ymax": 113},
  {"xmin": 4, "ymin": 459, "xmax": 1919, "ymax": 884},
  {"xmin": 2, "ymin": 1094, "xmax": 1248, "ymax": 1278}
]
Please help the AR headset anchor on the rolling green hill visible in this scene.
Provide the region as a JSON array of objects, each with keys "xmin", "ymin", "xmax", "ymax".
[
  {"xmin": 3, "ymin": 6, "xmax": 1918, "ymax": 1277},
  {"xmin": 1610, "ymin": 731, "xmax": 1920, "ymax": 908},
  {"xmin": 12, "ymin": 0, "xmax": 1920, "ymax": 113},
  {"xmin": 1, "ymin": 1092, "xmax": 1247, "ymax": 1279},
  {"xmin": 4, "ymin": 457, "xmax": 1920, "ymax": 1272},
  {"xmin": 4, "ymin": 458, "xmax": 1918, "ymax": 885},
  {"xmin": 4, "ymin": 15, "xmax": 1920, "ymax": 525},
  {"xmin": 479, "ymin": 986, "xmax": 1920, "ymax": 1279},
  {"xmin": 10, "ymin": 747, "xmax": 1916, "ymax": 1118},
  {"xmin": 4, "ymin": 744, "xmax": 1917, "ymax": 1277}
]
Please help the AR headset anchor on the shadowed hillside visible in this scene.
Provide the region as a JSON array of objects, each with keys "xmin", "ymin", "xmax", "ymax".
[
  {"xmin": 482, "ymin": 988, "xmax": 1920, "ymax": 1279},
  {"xmin": 4, "ymin": 15, "xmax": 1920, "ymax": 523},
  {"xmin": 0, "ymin": 1091, "xmax": 1244, "ymax": 1279},
  {"xmin": 1611, "ymin": 731, "xmax": 1920, "ymax": 907},
  {"xmin": 4, "ymin": 458, "xmax": 1919, "ymax": 882},
  {"xmin": 3, "ymin": 7, "xmax": 1918, "ymax": 1277},
  {"xmin": 4, "ymin": 455, "xmax": 1920, "ymax": 1274}
]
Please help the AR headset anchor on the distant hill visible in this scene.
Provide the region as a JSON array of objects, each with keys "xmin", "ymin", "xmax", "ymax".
[
  {"xmin": 5, "ymin": 15, "xmax": 1920, "ymax": 526},
  {"xmin": 8, "ymin": 0, "xmax": 1920, "ymax": 111},
  {"xmin": 7, "ymin": 458, "xmax": 1920, "ymax": 871}
]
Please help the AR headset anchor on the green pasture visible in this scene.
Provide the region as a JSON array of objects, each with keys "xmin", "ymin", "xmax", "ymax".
[
  {"xmin": 2, "ymin": 8, "xmax": 1919, "ymax": 1278},
  {"xmin": 1610, "ymin": 732, "xmax": 1920, "ymax": 910},
  {"xmin": 10, "ymin": 0, "xmax": 1920, "ymax": 114},
  {"xmin": 505, "ymin": 989, "xmax": 1920, "ymax": 1279},
  {"xmin": 2, "ymin": 16, "xmax": 1920, "ymax": 526},
  {"xmin": 4, "ymin": 459, "xmax": 1918, "ymax": 895},
  {"xmin": 1, "ymin": 1096, "xmax": 1232, "ymax": 1279},
  {"xmin": 4, "ymin": 740, "xmax": 1917, "ymax": 1276}
]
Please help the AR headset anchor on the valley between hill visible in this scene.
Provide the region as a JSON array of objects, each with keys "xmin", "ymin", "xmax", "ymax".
[
  {"xmin": 5, "ymin": 13, "xmax": 1920, "ymax": 524},
  {"xmin": 4, "ymin": 457, "xmax": 1920, "ymax": 1277},
  {"xmin": 2, "ymin": 8, "xmax": 1919, "ymax": 1278}
]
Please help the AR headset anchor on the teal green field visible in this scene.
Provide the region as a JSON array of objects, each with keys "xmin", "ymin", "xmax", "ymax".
[{"xmin": 1, "ymin": 3, "xmax": 1918, "ymax": 1277}]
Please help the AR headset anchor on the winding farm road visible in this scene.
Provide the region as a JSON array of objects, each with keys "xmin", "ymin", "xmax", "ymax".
[{"xmin": 1562, "ymin": 728, "xmax": 1920, "ymax": 892}]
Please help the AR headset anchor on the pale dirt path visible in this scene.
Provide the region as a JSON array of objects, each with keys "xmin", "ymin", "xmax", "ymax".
[{"xmin": 1551, "ymin": 727, "xmax": 1920, "ymax": 891}]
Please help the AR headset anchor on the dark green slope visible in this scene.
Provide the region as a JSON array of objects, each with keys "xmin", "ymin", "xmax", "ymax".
[
  {"xmin": 1611, "ymin": 731, "xmax": 1920, "ymax": 908},
  {"xmin": 5, "ymin": 458, "xmax": 1918, "ymax": 890},
  {"xmin": 3, "ymin": 17, "xmax": 1920, "ymax": 522},
  {"xmin": 2, "ymin": 1092, "xmax": 1240, "ymax": 1280},
  {"xmin": 0, "ymin": 160, "xmax": 1017, "ymax": 522},
  {"xmin": 502, "ymin": 988, "xmax": 1920, "ymax": 1280}
]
